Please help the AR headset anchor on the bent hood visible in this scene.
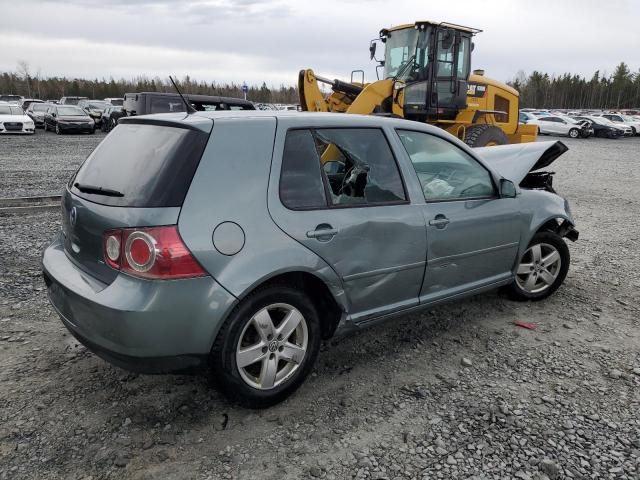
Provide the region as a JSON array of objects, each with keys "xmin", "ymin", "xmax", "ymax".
[{"xmin": 475, "ymin": 141, "xmax": 568, "ymax": 184}]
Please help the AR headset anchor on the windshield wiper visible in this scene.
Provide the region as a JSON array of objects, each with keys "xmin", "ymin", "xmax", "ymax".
[
  {"xmin": 394, "ymin": 53, "xmax": 416, "ymax": 81},
  {"xmin": 74, "ymin": 183, "xmax": 124, "ymax": 197}
]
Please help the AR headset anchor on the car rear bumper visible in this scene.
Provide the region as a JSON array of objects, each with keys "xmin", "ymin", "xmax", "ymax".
[{"xmin": 42, "ymin": 235, "xmax": 237, "ymax": 373}]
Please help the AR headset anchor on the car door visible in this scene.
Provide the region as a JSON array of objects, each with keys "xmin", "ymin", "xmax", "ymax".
[
  {"xmin": 268, "ymin": 125, "xmax": 427, "ymax": 322},
  {"xmin": 395, "ymin": 129, "xmax": 521, "ymax": 303},
  {"xmin": 537, "ymin": 117, "xmax": 553, "ymax": 134},
  {"xmin": 44, "ymin": 106, "xmax": 53, "ymax": 128}
]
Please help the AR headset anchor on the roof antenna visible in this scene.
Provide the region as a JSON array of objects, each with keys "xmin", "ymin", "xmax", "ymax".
[{"xmin": 169, "ymin": 75, "xmax": 197, "ymax": 114}]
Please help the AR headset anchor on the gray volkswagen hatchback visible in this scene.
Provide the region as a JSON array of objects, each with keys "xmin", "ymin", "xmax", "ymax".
[{"xmin": 43, "ymin": 111, "xmax": 578, "ymax": 407}]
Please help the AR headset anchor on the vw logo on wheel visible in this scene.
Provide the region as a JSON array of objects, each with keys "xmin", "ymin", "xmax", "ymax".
[
  {"xmin": 69, "ymin": 207, "xmax": 77, "ymax": 227},
  {"xmin": 268, "ymin": 340, "xmax": 279, "ymax": 353}
]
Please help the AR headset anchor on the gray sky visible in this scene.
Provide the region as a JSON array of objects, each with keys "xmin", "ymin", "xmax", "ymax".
[{"xmin": 1, "ymin": 0, "xmax": 638, "ymax": 86}]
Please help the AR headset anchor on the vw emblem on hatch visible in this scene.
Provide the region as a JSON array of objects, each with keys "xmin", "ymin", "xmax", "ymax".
[{"xmin": 69, "ymin": 207, "xmax": 78, "ymax": 227}]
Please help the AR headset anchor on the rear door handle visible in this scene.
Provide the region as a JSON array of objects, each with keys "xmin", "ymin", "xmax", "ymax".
[
  {"xmin": 429, "ymin": 216, "xmax": 450, "ymax": 228},
  {"xmin": 306, "ymin": 224, "xmax": 339, "ymax": 241}
]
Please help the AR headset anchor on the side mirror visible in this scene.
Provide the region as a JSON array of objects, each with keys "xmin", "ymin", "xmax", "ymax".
[
  {"xmin": 51, "ymin": 112, "xmax": 56, "ymax": 117},
  {"xmin": 369, "ymin": 42, "xmax": 377, "ymax": 60},
  {"xmin": 500, "ymin": 179, "xmax": 517, "ymax": 198}
]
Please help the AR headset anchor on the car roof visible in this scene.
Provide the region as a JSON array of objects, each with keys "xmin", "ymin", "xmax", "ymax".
[{"xmin": 126, "ymin": 110, "xmax": 453, "ymax": 136}]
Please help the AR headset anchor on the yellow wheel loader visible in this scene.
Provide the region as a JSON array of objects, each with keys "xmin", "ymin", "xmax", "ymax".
[{"xmin": 299, "ymin": 21, "xmax": 537, "ymax": 147}]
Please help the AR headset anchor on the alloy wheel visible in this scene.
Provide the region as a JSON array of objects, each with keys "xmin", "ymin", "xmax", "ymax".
[
  {"xmin": 515, "ymin": 243, "xmax": 562, "ymax": 294},
  {"xmin": 236, "ymin": 303, "xmax": 308, "ymax": 390}
]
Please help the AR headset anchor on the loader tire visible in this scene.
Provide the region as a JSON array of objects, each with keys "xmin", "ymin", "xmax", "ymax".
[{"xmin": 464, "ymin": 124, "xmax": 509, "ymax": 147}]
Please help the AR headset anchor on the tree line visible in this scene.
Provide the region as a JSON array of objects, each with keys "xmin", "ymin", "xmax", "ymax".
[
  {"xmin": 0, "ymin": 63, "xmax": 299, "ymax": 104},
  {"xmin": 2, "ymin": 61, "xmax": 639, "ymax": 109},
  {"xmin": 508, "ymin": 62, "xmax": 640, "ymax": 109}
]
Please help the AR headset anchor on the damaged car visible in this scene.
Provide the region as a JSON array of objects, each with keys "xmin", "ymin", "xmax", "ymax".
[{"xmin": 42, "ymin": 112, "xmax": 578, "ymax": 408}]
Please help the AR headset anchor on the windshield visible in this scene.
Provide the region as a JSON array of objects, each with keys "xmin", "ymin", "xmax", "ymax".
[
  {"xmin": 0, "ymin": 95, "xmax": 21, "ymax": 102},
  {"xmin": 108, "ymin": 99, "xmax": 123, "ymax": 106},
  {"xmin": 595, "ymin": 117, "xmax": 616, "ymax": 126},
  {"xmin": 57, "ymin": 106, "xmax": 86, "ymax": 116},
  {"xmin": 0, "ymin": 106, "xmax": 23, "ymax": 115},
  {"xmin": 87, "ymin": 102, "xmax": 108, "ymax": 109},
  {"xmin": 32, "ymin": 104, "xmax": 49, "ymax": 112},
  {"xmin": 383, "ymin": 27, "xmax": 429, "ymax": 81}
]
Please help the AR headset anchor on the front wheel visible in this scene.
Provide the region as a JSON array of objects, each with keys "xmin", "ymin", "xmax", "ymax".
[
  {"xmin": 211, "ymin": 284, "xmax": 321, "ymax": 408},
  {"xmin": 506, "ymin": 231, "xmax": 570, "ymax": 301},
  {"xmin": 55, "ymin": 124, "xmax": 61, "ymax": 135},
  {"xmin": 568, "ymin": 128, "xmax": 579, "ymax": 138},
  {"xmin": 464, "ymin": 124, "xmax": 509, "ymax": 147}
]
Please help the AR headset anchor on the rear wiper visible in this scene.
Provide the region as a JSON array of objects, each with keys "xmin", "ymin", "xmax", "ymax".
[{"xmin": 73, "ymin": 182, "xmax": 124, "ymax": 197}]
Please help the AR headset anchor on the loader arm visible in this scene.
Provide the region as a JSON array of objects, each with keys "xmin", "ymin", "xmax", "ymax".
[{"xmin": 299, "ymin": 69, "xmax": 395, "ymax": 116}]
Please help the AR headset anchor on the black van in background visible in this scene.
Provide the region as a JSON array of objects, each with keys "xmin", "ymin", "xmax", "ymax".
[{"xmin": 122, "ymin": 92, "xmax": 255, "ymax": 116}]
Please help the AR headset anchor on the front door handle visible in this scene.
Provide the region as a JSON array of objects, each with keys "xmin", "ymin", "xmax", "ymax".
[
  {"xmin": 429, "ymin": 215, "xmax": 450, "ymax": 229},
  {"xmin": 306, "ymin": 224, "xmax": 339, "ymax": 241}
]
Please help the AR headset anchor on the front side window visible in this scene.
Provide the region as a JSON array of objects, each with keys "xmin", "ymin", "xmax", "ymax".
[
  {"xmin": 280, "ymin": 128, "xmax": 406, "ymax": 209},
  {"xmin": 397, "ymin": 130, "xmax": 496, "ymax": 201}
]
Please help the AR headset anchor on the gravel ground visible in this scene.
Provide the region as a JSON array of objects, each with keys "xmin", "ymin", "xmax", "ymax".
[{"xmin": 1, "ymin": 131, "xmax": 639, "ymax": 480}]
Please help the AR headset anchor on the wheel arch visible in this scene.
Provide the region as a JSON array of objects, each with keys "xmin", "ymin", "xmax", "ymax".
[
  {"xmin": 513, "ymin": 210, "xmax": 577, "ymax": 274},
  {"xmin": 211, "ymin": 268, "xmax": 346, "ymax": 349}
]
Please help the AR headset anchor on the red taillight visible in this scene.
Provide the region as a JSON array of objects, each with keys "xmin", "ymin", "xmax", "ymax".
[{"xmin": 102, "ymin": 226, "xmax": 207, "ymax": 280}]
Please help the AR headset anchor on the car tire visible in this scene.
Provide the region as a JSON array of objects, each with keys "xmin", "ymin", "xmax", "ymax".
[
  {"xmin": 464, "ymin": 124, "xmax": 509, "ymax": 147},
  {"xmin": 211, "ymin": 284, "xmax": 321, "ymax": 408},
  {"xmin": 43, "ymin": 122, "xmax": 47, "ymax": 132},
  {"xmin": 506, "ymin": 231, "xmax": 570, "ymax": 301},
  {"xmin": 110, "ymin": 118, "xmax": 117, "ymax": 130},
  {"xmin": 568, "ymin": 128, "xmax": 579, "ymax": 138},
  {"xmin": 55, "ymin": 124, "xmax": 61, "ymax": 135},
  {"xmin": 90, "ymin": 128, "xmax": 95, "ymax": 135}
]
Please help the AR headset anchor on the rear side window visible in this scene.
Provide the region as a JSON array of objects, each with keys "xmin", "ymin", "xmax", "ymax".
[
  {"xmin": 280, "ymin": 128, "xmax": 406, "ymax": 209},
  {"xmin": 71, "ymin": 123, "xmax": 209, "ymax": 207}
]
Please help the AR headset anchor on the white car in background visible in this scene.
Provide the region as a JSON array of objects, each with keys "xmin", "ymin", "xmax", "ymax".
[
  {"xmin": 0, "ymin": 104, "xmax": 35, "ymax": 134},
  {"xmin": 527, "ymin": 115, "xmax": 589, "ymax": 138},
  {"xmin": 601, "ymin": 114, "xmax": 640, "ymax": 135}
]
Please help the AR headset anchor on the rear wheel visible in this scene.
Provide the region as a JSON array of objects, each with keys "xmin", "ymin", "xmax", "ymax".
[
  {"xmin": 506, "ymin": 231, "xmax": 570, "ymax": 301},
  {"xmin": 568, "ymin": 128, "xmax": 579, "ymax": 138},
  {"xmin": 464, "ymin": 124, "xmax": 509, "ymax": 147},
  {"xmin": 211, "ymin": 284, "xmax": 321, "ymax": 408}
]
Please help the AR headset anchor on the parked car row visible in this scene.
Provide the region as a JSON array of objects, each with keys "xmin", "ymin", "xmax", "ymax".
[
  {"xmin": 519, "ymin": 109, "xmax": 640, "ymax": 139},
  {"xmin": 0, "ymin": 93, "xmax": 255, "ymax": 135}
]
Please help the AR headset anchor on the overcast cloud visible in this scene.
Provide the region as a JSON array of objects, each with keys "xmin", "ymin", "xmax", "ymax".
[{"xmin": 1, "ymin": 0, "xmax": 638, "ymax": 86}]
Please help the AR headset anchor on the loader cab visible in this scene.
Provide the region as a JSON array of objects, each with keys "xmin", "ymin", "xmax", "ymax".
[{"xmin": 380, "ymin": 22, "xmax": 478, "ymax": 122}]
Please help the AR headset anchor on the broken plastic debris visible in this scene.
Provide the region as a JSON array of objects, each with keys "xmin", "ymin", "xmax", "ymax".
[{"xmin": 513, "ymin": 320, "xmax": 537, "ymax": 330}]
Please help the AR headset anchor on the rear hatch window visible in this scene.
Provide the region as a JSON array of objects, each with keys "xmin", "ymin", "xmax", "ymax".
[{"xmin": 70, "ymin": 122, "xmax": 209, "ymax": 207}]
